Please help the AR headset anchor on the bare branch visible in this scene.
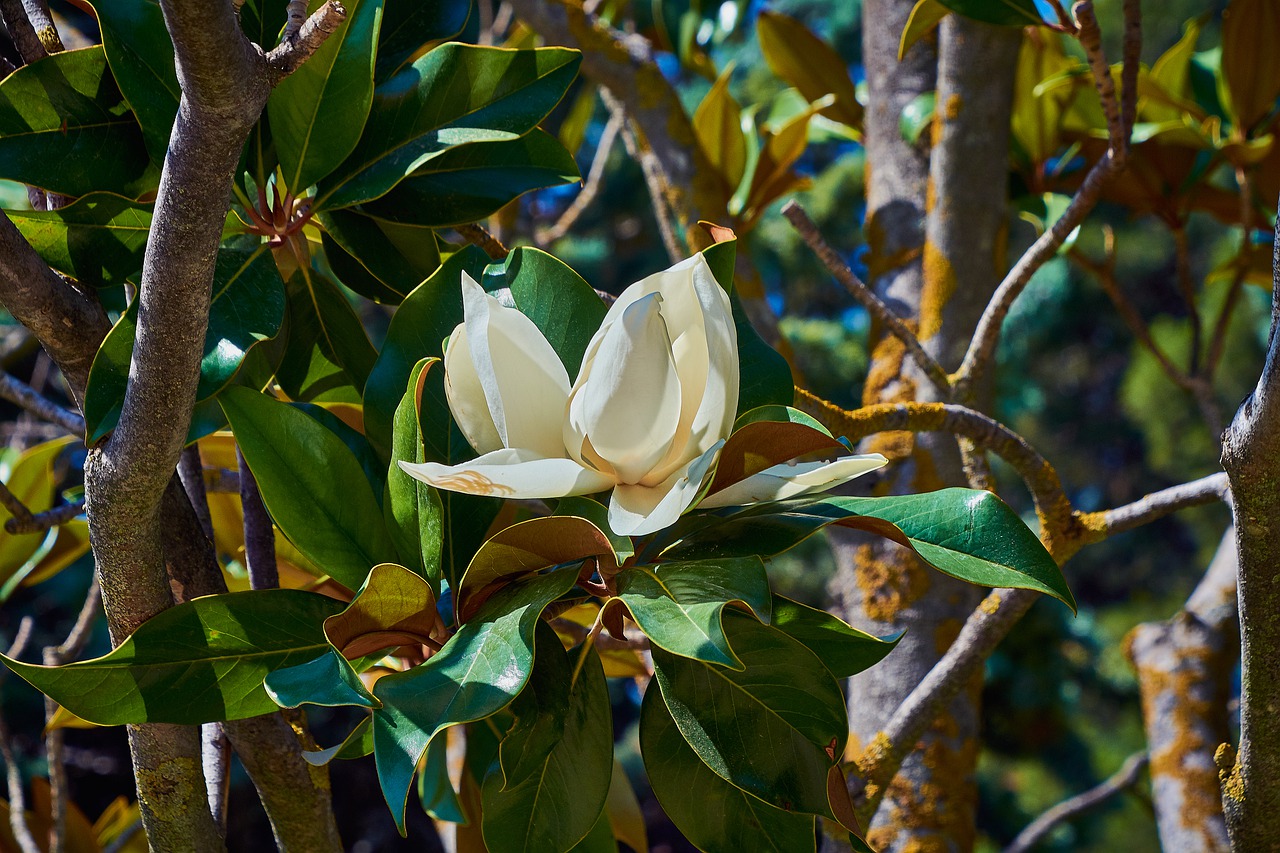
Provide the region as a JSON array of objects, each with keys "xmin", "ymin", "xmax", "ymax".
[
  {"xmin": 1005, "ymin": 752, "xmax": 1148, "ymax": 853},
  {"xmin": 1082, "ymin": 473, "xmax": 1229, "ymax": 539},
  {"xmin": 0, "ymin": 481, "xmax": 34, "ymax": 527},
  {"xmin": 265, "ymin": 1, "xmax": 347, "ymax": 80},
  {"xmin": 0, "ymin": 370, "xmax": 84, "ymax": 434},
  {"xmin": 45, "ymin": 580, "xmax": 99, "ymax": 853},
  {"xmin": 19, "ymin": 0, "xmax": 61, "ymax": 53},
  {"xmin": 5, "ymin": 500, "xmax": 84, "ymax": 534},
  {"xmin": 237, "ymin": 445, "xmax": 277, "ymax": 590},
  {"xmin": 783, "ymin": 201, "xmax": 951, "ymax": 394},
  {"xmin": 538, "ymin": 111, "xmax": 623, "ymax": 245},
  {"xmin": 456, "ymin": 223, "xmax": 510, "ymax": 260},
  {"xmin": 0, "ymin": 0, "xmax": 45, "ymax": 64},
  {"xmin": 177, "ymin": 445, "xmax": 214, "ymax": 542}
]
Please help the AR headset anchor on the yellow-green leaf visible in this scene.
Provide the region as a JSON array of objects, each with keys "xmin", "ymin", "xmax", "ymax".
[
  {"xmin": 693, "ymin": 65, "xmax": 747, "ymax": 192},
  {"xmin": 757, "ymin": 11, "xmax": 862, "ymax": 129},
  {"xmin": 899, "ymin": 0, "xmax": 948, "ymax": 61},
  {"xmin": 1221, "ymin": 0, "xmax": 1280, "ymax": 133}
]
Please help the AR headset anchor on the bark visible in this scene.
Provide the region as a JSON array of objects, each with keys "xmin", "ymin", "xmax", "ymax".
[
  {"xmin": 1219, "ymin": 206, "xmax": 1280, "ymax": 850},
  {"xmin": 1126, "ymin": 528, "xmax": 1235, "ymax": 853},
  {"xmin": 829, "ymin": 10, "xmax": 1019, "ymax": 851}
]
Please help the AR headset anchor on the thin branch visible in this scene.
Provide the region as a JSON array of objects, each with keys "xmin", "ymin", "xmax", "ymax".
[
  {"xmin": 0, "ymin": 370, "xmax": 84, "ymax": 434},
  {"xmin": 0, "ymin": 617, "xmax": 38, "ymax": 853},
  {"xmin": 7, "ymin": 615, "xmax": 33, "ymax": 659},
  {"xmin": 0, "ymin": 481, "xmax": 34, "ymax": 527},
  {"xmin": 265, "ymin": 1, "xmax": 347, "ymax": 80},
  {"xmin": 537, "ymin": 110, "xmax": 623, "ymax": 245},
  {"xmin": 783, "ymin": 201, "xmax": 951, "ymax": 394},
  {"xmin": 44, "ymin": 580, "xmax": 99, "ymax": 853},
  {"xmin": 0, "ymin": 0, "xmax": 46, "ymax": 64},
  {"xmin": 1004, "ymin": 752, "xmax": 1148, "ymax": 853},
  {"xmin": 455, "ymin": 223, "xmax": 510, "ymax": 260},
  {"xmin": 1083, "ymin": 472, "xmax": 1229, "ymax": 539},
  {"xmin": 177, "ymin": 445, "xmax": 214, "ymax": 542},
  {"xmin": 5, "ymin": 500, "xmax": 84, "ymax": 534},
  {"xmin": 237, "ymin": 445, "xmax": 277, "ymax": 590},
  {"xmin": 19, "ymin": 0, "xmax": 62, "ymax": 53}
]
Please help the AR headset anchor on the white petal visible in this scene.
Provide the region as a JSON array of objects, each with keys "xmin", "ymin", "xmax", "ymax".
[
  {"xmin": 443, "ymin": 323, "xmax": 502, "ymax": 454},
  {"xmin": 399, "ymin": 449, "xmax": 614, "ymax": 500},
  {"xmin": 698, "ymin": 454, "xmax": 888, "ymax": 509},
  {"xmin": 566, "ymin": 292, "xmax": 682, "ymax": 484},
  {"xmin": 461, "ymin": 272, "xmax": 571, "ymax": 458},
  {"xmin": 608, "ymin": 441, "xmax": 723, "ymax": 537}
]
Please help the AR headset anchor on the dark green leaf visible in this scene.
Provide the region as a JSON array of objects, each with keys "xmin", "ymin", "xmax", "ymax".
[
  {"xmin": 1, "ymin": 590, "xmax": 344, "ymax": 725},
  {"xmin": 568, "ymin": 811, "xmax": 616, "ymax": 853},
  {"xmin": 770, "ymin": 595, "xmax": 898, "ymax": 679},
  {"xmin": 221, "ymin": 385, "xmax": 397, "ymax": 591},
  {"xmin": 641, "ymin": 684, "xmax": 817, "ymax": 852},
  {"xmin": 0, "ymin": 46, "xmax": 150, "ymax": 196},
  {"xmin": 269, "ymin": 0, "xmax": 383, "ymax": 190},
  {"xmin": 651, "ymin": 611, "xmax": 847, "ymax": 821},
  {"xmin": 92, "ymin": 0, "xmax": 178, "ymax": 163},
  {"xmin": 372, "ymin": 567, "xmax": 578, "ymax": 833},
  {"xmin": 305, "ymin": 715, "xmax": 376, "ymax": 765},
  {"xmin": 899, "ymin": 91, "xmax": 936, "ymax": 145},
  {"xmin": 385, "ymin": 359, "xmax": 444, "ymax": 587},
  {"xmin": 83, "ymin": 247, "xmax": 286, "ymax": 442},
  {"xmin": 668, "ymin": 490, "xmax": 1076, "ymax": 610},
  {"xmin": 937, "ymin": 0, "xmax": 1044, "ymax": 27},
  {"xmin": 264, "ymin": 646, "xmax": 378, "ymax": 710},
  {"xmin": 292, "ymin": 401, "xmax": 386, "ymax": 497},
  {"xmin": 482, "ymin": 626, "xmax": 611, "ymax": 853},
  {"xmin": 317, "ymin": 44, "xmax": 581, "ymax": 210},
  {"xmin": 482, "ymin": 246, "xmax": 606, "ymax": 378},
  {"xmin": 9, "ymin": 193, "xmax": 150, "ymax": 288},
  {"xmin": 360, "ymin": 129, "xmax": 580, "ymax": 228},
  {"xmin": 376, "ymin": 0, "xmax": 471, "ymax": 81},
  {"xmin": 615, "ymin": 557, "xmax": 771, "ymax": 668},
  {"xmin": 418, "ymin": 733, "xmax": 465, "ymax": 822},
  {"xmin": 319, "ymin": 208, "xmax": 442, "ymax": 304},
  {"xmin": 276, "ymin": 269, "xmax": 377, "ymax": 401}
]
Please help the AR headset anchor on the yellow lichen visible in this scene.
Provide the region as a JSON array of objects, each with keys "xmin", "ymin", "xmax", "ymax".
[{"xmin": 980, "ymin": 593, "xmax": 1002, "ymax": 615}]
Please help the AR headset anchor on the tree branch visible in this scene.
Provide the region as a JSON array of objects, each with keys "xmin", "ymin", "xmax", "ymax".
[
  {"xmin": 44, "ymin": 579, "xmax": 99, "ymax": 853},
  {"xmin": 1005, "ymin": 751, "xmax": 1148, "ymax": 853},
  {"xmin": 0, "ymin": 618, "xmax": 39, "ymax": 853},
  {"xmin": 537, "ymin": 110, "xmax": 623, "ymax": 246},
  {"xmin": 0, "ymin": 370, "xmax": 83, "ymax": 434}
]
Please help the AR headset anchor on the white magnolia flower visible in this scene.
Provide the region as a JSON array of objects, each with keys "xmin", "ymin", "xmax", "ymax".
[{"xmin": 399, "ymin": 254, "xmax": 887, "ymax": 536}]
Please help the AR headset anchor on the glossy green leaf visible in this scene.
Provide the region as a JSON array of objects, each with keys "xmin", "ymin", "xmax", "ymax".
[
  {"xmin": 264, "ymin": 645, "xmax": 378, "ymax": 710},
  {"xmin": 363, "ymin": 245, "xmax": 490, "ymax": 457},
  {"xmin": 0, "ymin": 46, "xmax": 149, "ymax": 196},
  {"xmin": 482, "ymin": 627, "xmax": 611, "ymax": 853},
  {"xmin": 9, "ymin": 193, "xmax": 150, "ymax": 288},
  {"xmin": 317, "ymin": 44, "xmax": 581, "ymax": 210},
  {"xmin": 82, "ymin": 247, "xmax": 286, "ymax": 442},
  {"xmin": 937, "ymin": 0, "xmax": 1044, "ymax": 27},
  {"xmin": 360, "ymin": 129, "xmax": 580, "ymax": 227},
  {"xmin": 771, "ymin": 595, "xmax": 898, "ymax": 679},
  {"xmin": 418, "ymin": 733, "xmax": 465, "ymax": 822},
  {"xmin": 291, "ymin": 402, "xmax": 385, "ymax": 497},
  {"xmin": 757, "ymin": 11, "xmax": 862, "ymax": 128},
  {"xmin": 276, "ymin": 269, "xmax": 377, "ymax": 402},
  {"xmin": 481, "ymin": 246, "xmax": 607, "ymax": 378},
  {"xmin": 376, "ymin": 0, "xmax": 471, "ymax": 81},
  {"xmin": 641, "ymin": 685, "xmax": 817, "ymax": 852},
  {"xmin": 92, "ymin": 0, "xmax": 178, "ymax": 163},
  {"xmin": 385, "ymin": 360, "xmax": 444, "ymax": 586},
  {"xmin": 670, "ymin": 490, "xmax": 1075, "ymax": 611},
  {"xmin": 319, "ymin": 208, "xmax": 441, "ymax": 304},
  {"xmin": 221, "ymin": 386, "xmax": 397, "ymax": 591},
  {"xmin": 568, "ymin": 812, "xmax": 616, "ymax": 853},
  {"xmin": 899, "ymin": 91, "xmax": 936, "ymax": 145},
  {"xmin": 1, "ymin": 590, "xmax": 344, "ymax": 725},
  {"xmin": 651, "ymin": 611, "xmax": 849, "ymax": 824},
  {"xmin": 899, "ymin": 0, "xmax": 949, "ymax": 60},
  {"xmin": 372, "ymin": 567, "xmax": 578, "ymax": 833},
  {"xmin": 615, "ymin": 557, "xmax": 771, "ymax": 668},
  {"xmin": 306, "ymin": 715, "xmax": 376, "ymax": 765},
  {"xmin": 270, "ymin": 0, "xmax": 384, "ymax": 190}
]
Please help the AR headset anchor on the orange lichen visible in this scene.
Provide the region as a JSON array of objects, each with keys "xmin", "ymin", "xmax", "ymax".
[
  {"xmin": 944, "ymin": 94, "xmax": 963, "ymax": 121},
  {"xmin": 980, "ymin": 593, "xmax": 1002, "ymax": 615},
  {"xmin": 854, "ymin": 543, "xmax": 931, "ymax": 622}
]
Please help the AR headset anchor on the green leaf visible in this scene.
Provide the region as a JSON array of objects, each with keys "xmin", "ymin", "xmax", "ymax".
[
  {"xmin": 1, "ymin": 590, "xmax": 344, "ymax": 725},
  {"xmin": 363, "ymin": 245, "xmax": 490, "ymax": 457},
  {"xmin": 482, "ymin": 626, "xmax": 611, "ymax": 853},
  {"xmin": 288, "ymin": 269, "xmax": 378, "ymax": 392},
  {"xmin": 376, "ymin": 0, "xmax": 471, "ymax": 81},
  {"xmin": 770, "ymin": 595, "xmax": 898, "ymax": 679},
  {"xmin": 317, "ymin": 44, "xmax": 581, "ymax": 210},
  {"xmin": 568, "ymin": 812, "xmax": 616, "ymax": 853},
  {"xmin": 651, "ymin": 610, "xmax": 849, "ymax": 823},
  {"xmin": 0, "ymin": 46, "xmax": 150, "ymax": 196},
  {"xmin": 319, "ymin": 208, "xmax": 441, "ymax": 304},
  {"xmin": 899, "ymin": 0, "xmax": 949, "ymax": 60},
  {"xmin": 264, "ymin": 645, "xmax": 379, "ymax": 710},
  {"xmin": 306, "ymin": 715, "xmax": 376, "ymax": 765},
  {"xmin": 360, "ymin": 129, "xmax": 581, "ymax": 227},
  {"xmin": 757, "ymin": 11, "xmax": 862, "ymax": 129},
  {"xmin": 482, "ymin": 246, "xmax": 607, "ymax": 378},
  {"xmin": 937, "ymin": 0, "xmax": 1044, "ymax": 27},
  {"xmin": 372, "ymin": 567, "xmax": 579, "ymax": 833},
  {"xmin": 291, "ymin": 401, "xmax": 385, "ymax": 498},
  {"xmin": 220, "ymin": 386, "xmax": 397, "ymax": 591},
  {"xmin": 83, "ymin": 246, "xmax": 287, "ymax": 443},
  {"xmin": 899, "ymin": 91, "xmax": 936, "ymax": 145},
  {"xmin": 0, "ymin": 438, "xmax": 77, "ymax": 596},
  {"xmin": 670, "ymin": 490, "xmax": 1076, "ymax": 611},
  {"xmin": 9, "ymin": 193, "xmax": 151, "ymax": 288},
  {"xmin": 641, "ymin": 684, "xmax": 817, "ymax": 852},
  {"xmin": 92, "ymin": 0, "xmax": 178, "ymax": 163},
  {"xmin": 694, "ymin": 65, "xmax": 748, "ymax": 192},
  {"xmin": 418, "ymin": 733, "xmax": 465, "ymax": 822},
  {"xmin": 385, "ymin": 359, "xmax": 444, "ymax": 587},
  {"xmin": 269, "ymin": 0, "xmax": 384, "ymax": 190},
  {"xmin": 615, "ymin": 557, "xmax": 771, "ymax": 668}
]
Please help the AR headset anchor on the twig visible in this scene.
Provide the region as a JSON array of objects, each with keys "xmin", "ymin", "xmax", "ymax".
[
  {"xmin": 265, "ymin": 1, "xmax": 347, "ymax": 79},
  {"xmin": 19, "ymin": 0, "xmax": 61, "ymax": 53},
  {"xmin": 783, "ymin": 201, "xmax": 951, "ymax": 394},
  {"xmin": 44, "ymin": 580, "xmax": 99, "ymax": 853},
  {"xmin": 455, "ymin": 223, "xmax": 510, "ymax": 260},
  {"xmin": 4, "ymin": 500, "xmax": 83, "ymax": 534},
  {"xmin": 237, "ymin": 446, "xmax": 277, "ymax": 590},
  {"xmin": 599, "ymin": 88, "xmax": 684, "ymax": 265},
  {"xmin": 0, "ymin": 0, "xmax": 45, "ymax": 64},
  {"xmin": 954, "ymin": 0, "xmax": 1138, "ymax": 398},
  {"xmin": 1004, "ymin": 752, "xmax": 1149, "ymax": 853},
  {"xmin": 0, "ymin": 481, "xmax": 34, "ymax": 528},
  {"xmin": 1083, "ymin": 472, "xmax": 1229, "ymax": 539},
  {"xmin": 537, "ymin": 111, "xmax": 623, "ymax": 245},
  {"xmin": 177, "ymin": 445, "xmax": 213, "ymax": 542},
  {"xmin": 0, "ymin": 617, "xmax": 38, "ymax": 853},
  {"xmin": 0, "ymin": 370, "xmax": 84, "ymax": 435},
  {"xmin": 1045, "ymin": 0, "xmax": 1075, "ymax": 32}
]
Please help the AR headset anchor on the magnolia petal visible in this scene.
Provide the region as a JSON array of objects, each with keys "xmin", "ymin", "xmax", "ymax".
[
  {"xmin": 608, "ymin": 441, "xmax": 723, "ymax": 537},
  {"xmin": 399, "ymin": 449, "xmax": 614, "ymax": 500},
  {"xmin": 567, "ymin": 292, "xmax": 683, "ymax": 485},
  {"xmin": 461, "ymin": 272, "xmax": 571, "ymax": 458},
  {"xmin": 443, "ymin": 323, "xmax": 503, "ymax": 454},
  {"xmin": 698, "ymin": 453, "xmax": 889, "ymax": 509}
]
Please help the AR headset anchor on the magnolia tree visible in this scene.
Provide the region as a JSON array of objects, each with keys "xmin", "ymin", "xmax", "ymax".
[{"xmin": 0, "ymin": 0, "xmax": 1272, "ymax": 850}]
